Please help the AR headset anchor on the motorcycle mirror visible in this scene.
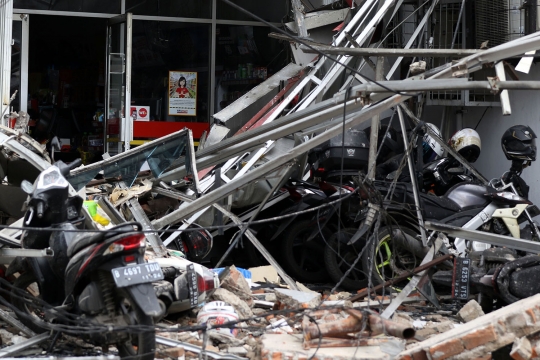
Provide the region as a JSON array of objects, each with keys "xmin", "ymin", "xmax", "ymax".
[
  {"xmin": 21, "ymin": 180, "xmax": 33, "ymax": 195},
  {"xmin": 447, "ymin": 167, "xmax": 465, "ymax": 175}
]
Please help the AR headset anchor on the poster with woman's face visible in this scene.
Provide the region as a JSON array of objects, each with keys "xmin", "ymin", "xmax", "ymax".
[{"xmin": 169, "ymin": 71, "xmax": 197, "ymax": 116}]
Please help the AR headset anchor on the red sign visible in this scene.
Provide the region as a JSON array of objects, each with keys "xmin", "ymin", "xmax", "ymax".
[{"xmin": 138, "ymin": 108, "xmax": 148, "ymax": 118}]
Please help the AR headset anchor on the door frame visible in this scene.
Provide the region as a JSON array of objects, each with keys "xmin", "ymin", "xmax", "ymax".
[
  {"xmin": 11, "ymin": 13, "xmax": 28, "ymax": 113},
  {"xmin": 105, "ymin": 12, "xmax": 132, "ymax": 153}
]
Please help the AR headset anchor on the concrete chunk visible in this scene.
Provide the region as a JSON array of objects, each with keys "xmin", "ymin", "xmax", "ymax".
[
  {"xmin": 260, "ymin": 334, "xmax": 390, "ymax": 359},
  {"xmin": 274, "ymin": 288, "xmax": 321, "ymax": 309},
  {"xmin": 457, "ymin": 299, "xmax": 485, "ymax": 323},
  {"xmin": 220, "ymin": 265, "xmax": 253, "ymax": 306},
  {"xmin": 209, "ymin": 288, "xmax": 253, "ymax": 319}
]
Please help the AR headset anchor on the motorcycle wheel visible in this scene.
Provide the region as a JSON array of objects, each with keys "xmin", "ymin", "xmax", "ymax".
[
  {"xmin": 362, "ymin": 225, "xmax": 421, "ymax": 287},
  {"xmin": 280, "ymin": 220, "xmax": 331, "ymax": 283},
  {"xmin": 11, "ymin": 272, "xmax": 47, "ymax": 334},
  {"xmin": 114, "ymin": 290, "xmax": 155, "ymax": 360},
  {"xmin": 324, "ymin": 228, "xmax": 368, "ymax": 291}
]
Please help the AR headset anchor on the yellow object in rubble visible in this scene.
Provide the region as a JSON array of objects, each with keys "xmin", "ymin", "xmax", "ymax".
[{"xmin": 93, "ymin": 214, "xmax": 110, "ymax": 226}]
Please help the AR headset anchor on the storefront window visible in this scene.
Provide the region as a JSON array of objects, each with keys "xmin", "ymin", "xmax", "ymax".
[
  {"xmin": 131, "ymin": 21, "xmax": 211, "ymax": 122},
  {"xmin": 14, "ymin": 0, "xmax": 120, "ymax": 13},
  {"xmin": 217, "ymin": 0, "xmax": 287, "ymax": 22},
  {"xmin": 126, "ymin": 0, "xmax": 211, "ymax": 19},
  {"xmin": 215, "ymin": 25, "xmax": 288, "ymax": 111}
]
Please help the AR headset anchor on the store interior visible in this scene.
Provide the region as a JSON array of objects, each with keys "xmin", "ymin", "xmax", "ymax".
[{"xmin": 13, "ymin": 13, "xmax": 286, "ymax": 163}]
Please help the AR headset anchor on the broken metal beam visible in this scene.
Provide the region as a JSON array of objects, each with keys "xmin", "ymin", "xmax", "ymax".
[
  {"xmin": 212, "ymin": 203, "xmax": 299, "ymax": 291},
  {"xmin": 349, "ymin": 253, "xmax": 453, "ymax": 302},
  {"xmin": 353, "ymin": 79, "xmax": 540, "ymax": 93},
  {"xmin": 0, "ymin": 333, "xmax": 50, "ymax": 358},
  {"xmin": 156, "ymin": 34, "xmax": 540, "ymax": 229},
  {"xmin": 425, "ymin": 221, "xmax": 540, "ymax": 253},
  {"xmin": 158, "ymin": 97, "xmax": 366, "ymax": 182},
  {"xmin": 380, "ymin": 235, "xmax": 443, "ymax": 319},
  {"xmin": 119, "ymin": 182, "xmax": 168, "ymax": 257},
  {"xmin": 297, "ymin": 43, "xmax": 481, "ymax": 57},
  {"xmin": 0, "ymin": 308, "xmax": 36, "ymax": 337},
  {"xmin": 152, "ymin": 93, "xmax": 408, "ymax": 228}
]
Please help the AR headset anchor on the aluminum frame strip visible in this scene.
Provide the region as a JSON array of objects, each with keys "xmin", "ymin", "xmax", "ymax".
[
  {"xmin": 425, "ymin": 221, "xmax": 540, "ymax": 253},
  {"xmin": 0, "ymin": 333, "xmax": 50, "ymax": 358}
]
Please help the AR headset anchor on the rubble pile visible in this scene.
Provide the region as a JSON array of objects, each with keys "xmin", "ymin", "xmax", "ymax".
[
  {"xmin": 3, "ymin": 0, "xmax": 540, "ymax": 359},
  {"xmin": 149, "ymin": 268, "xmax": 540, "ymax": 360}
]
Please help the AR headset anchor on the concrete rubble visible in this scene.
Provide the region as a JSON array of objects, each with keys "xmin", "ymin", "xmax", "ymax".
[{"xmin": 2, "ymin": 0, "xmax": 540, "ymax": 359}]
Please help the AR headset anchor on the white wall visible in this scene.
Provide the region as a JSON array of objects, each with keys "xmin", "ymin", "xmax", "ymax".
[{"xmin": 423, "ymin": 64, "xmax": 540, "ymax": 206}]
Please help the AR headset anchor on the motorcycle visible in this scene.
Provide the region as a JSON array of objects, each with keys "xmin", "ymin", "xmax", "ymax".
[
  {"xmin": 319, "ymin": 152, "xmax": 477, "ymax": 291},
  {"xmin": 275, "ymin": 179, "xmax": 361, "ymax": 284},
  {"xmin": 360, "ymin": 158, "xmax": 540, "ymax": 288},
  {"xmin": 432, "ymin": 160, "xmax": 540, "ymax": 311},
  {"xmin": 8, "ymin": 159, "xmax": 162, "ymax": 360}
]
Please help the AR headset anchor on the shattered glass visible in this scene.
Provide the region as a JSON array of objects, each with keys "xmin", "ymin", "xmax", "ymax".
[
  {"xmin": 67, "ymin": 130, "xmax": 189, "ymax": 191},
  {"xmin": 146, "ymin": 139, "xmax": 187, "ymax": 179}
]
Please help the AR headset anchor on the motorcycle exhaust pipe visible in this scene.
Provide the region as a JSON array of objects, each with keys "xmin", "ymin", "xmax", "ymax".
[{"xmin": 391, "ymin": 228, "xmax": 429, "ymax": 259}]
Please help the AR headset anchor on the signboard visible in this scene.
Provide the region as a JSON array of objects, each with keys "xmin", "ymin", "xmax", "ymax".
[
  {"xmin": 131, "ymin": 106, "xmax": 150, "ymax": 121},
  {"xmin": 169, "ymin": 71, "xmax": 197, "ymax": 116},
  {"xmin": 452, "ymin": 257, "xmax": 471, "ymax": 300}
]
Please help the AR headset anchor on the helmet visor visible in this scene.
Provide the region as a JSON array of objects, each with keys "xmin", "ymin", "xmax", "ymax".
[{"xmin": 506, "ymin": 138, "xmax": 536, "ymax": 160}]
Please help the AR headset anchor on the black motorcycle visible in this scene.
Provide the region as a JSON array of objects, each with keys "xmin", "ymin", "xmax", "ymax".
[
  {"xmin": 8, "ymin": 160, "xmax": 162, "ymax": 360},
  {"xmin": 360, "ymin": 159, "xmax": 540, "ymax": 289}
]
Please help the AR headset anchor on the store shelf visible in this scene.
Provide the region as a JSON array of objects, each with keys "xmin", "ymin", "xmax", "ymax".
[{"xmin": 221, "ymin": 78, "xmax": 264, "ymax": 86}]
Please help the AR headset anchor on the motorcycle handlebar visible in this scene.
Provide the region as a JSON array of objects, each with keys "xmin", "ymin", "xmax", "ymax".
[{"xmin": 56, "ymin": 158, "xmax": 82, "ymax": 177}]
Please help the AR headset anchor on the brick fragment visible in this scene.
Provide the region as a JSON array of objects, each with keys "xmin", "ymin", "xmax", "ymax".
[
  {"xmin": 428, "ymin": 338, "xmax": 465, "ymax": 360},
  {"xmin": 462, "ymin": 325, "xmax": 498, "ymax": 350},
  {"xmin": 510, "ymin": 337, "xmax": 532, "ymax": 360}
]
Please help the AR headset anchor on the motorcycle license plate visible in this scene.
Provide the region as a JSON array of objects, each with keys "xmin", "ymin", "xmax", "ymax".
[{"xmin": 111, "ymin": 262, "xmax": 164, "ymax": 288}]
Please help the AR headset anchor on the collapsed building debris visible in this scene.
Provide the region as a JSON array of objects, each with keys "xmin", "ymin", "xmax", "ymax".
[{"xmin": 2, "ymin": 0, "xmax": 540, "ymax": 359}]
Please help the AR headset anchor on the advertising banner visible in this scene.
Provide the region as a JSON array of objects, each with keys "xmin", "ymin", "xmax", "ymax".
[{"xmin": 169, "ymin": 71, "xmax": 197, "ymax": 116}]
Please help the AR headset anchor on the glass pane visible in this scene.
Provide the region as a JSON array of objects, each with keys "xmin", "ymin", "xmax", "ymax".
[
  {"xmin": 146, "ymin": 137, "xmax": 187, "ymax": 178},
  {"xmin": 68, "ymin": 168, "xmax": 100, "ymax": 192},
  {"xmin": 126, "ymin": 0, "xmax": 211, "ymax": 19},
  {"xmin": 131, "ymin": 21, "xmax": 210, "ymax": 122},
  {"xmin": 10, "ymin": 21, "xmax": 22, "ymax": 112},
  {"xmin": 100, "ymin": 150, "xmax": 149, "ymax": 186},
  {"xmin": 67, "ymin": 130, "xmax": 189, "ymax": 190},
  {"xmin": 217, "ymin": 0, "xmax": 287, "ymax": 22},
  {"xmin": 215, "ymin": 25, "xmax": 287, "ymax": 111},
  {"xmin": 14, "ymin": 0, "xmax": 120, "ymax": 13}
]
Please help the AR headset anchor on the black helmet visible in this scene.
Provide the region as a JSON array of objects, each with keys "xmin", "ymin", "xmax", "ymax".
[{"xmin": 501, "ymin": 125, "xmax": 537, "ymax": 161}]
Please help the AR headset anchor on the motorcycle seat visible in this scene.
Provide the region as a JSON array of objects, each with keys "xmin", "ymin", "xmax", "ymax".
[{"xmin": 67, "ymin": 223, "xmax": 139, "ymax": 258}]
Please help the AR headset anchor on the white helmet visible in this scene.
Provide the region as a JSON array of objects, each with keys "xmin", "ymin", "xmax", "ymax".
[
  {"xmin": 422, "ymin": 123, "xmax": 444, "ymax": 163},
  {"xmin": 449, "ymin": 128, "xmax": 481, "ymax": 163}
]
